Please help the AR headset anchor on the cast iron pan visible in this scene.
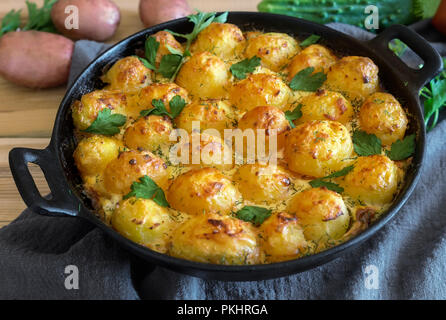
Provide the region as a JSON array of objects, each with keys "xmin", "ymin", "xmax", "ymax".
[{"xmin": 8, "ymin": 12, "xmax": 443, "ymax": 281}]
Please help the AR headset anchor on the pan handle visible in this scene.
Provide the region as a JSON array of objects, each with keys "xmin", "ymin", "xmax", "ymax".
[
  {"xmin": 9, "ymin": 146, "xmax": 80, "ymax": 217},
  {"xmin": 368, "ymin": 24, "xmax": 443, "ymax": 92}
]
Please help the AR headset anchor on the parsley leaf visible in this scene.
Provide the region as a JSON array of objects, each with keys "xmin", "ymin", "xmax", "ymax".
[
  {"xmin": 138, "ymin": 37, "xmax": 159, "ymax": 70},
  {"xmin": 309, "ymin": 165, "xmax": 354, "ymax": 193},
  {"xmin": 158, "ymin": 54, "xmax": 183, "ymax": 79},
  {"xmin": 83, "ymin": 108, "xmax": 126, "ymax": 135},
  {"xmin": 0, "ymin": 9, "xmax": 21, "ymax": 37},
  {"xmin": 352, "ymin": 130, "xmax": 382, "ymax": 156},
  {"xmin": 284, "ymin": 104, "xmax": 303, "ymax": 128},
  {"xmin": 23, "ymin": 0, "xmax": 57, "ymax": 33},
  {"xmin": 230, "ymin": 56, "xmax": 261, "ymax": 80},
  {"xmin": 123, "ymin": 175, "xmax": 169, "ymax": 207},
  {"xmin": 289, "ymin": 67, "xmax": 327, "ymax": 91},
  {"xmin": 300, "ymin": 34, "xmax": 321, "ymax": 48},
  {"xmin": 386, "ymin": 134, "xmax": 416, "ymax": 161},
  {"xmin": 234, "ymin": 206, "xmax": 272, "ymax": 226},
  {"xmin": 140, "ymin": 95, "xmax": 186, "ymax": 119}
]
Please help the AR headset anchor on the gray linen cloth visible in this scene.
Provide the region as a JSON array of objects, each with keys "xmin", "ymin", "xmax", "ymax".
[{"xmin": 1, "ymin": 22, "xmax": 445, "ymax": 300}]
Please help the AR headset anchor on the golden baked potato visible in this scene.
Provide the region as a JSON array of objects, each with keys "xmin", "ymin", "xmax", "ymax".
[
  {"xmin": 176, "ymin": 51, "xmax": 230, "ymax": 99},
  {"xmin": 167, "ymin": 168, "xmax": 242, "ymax": 216},
  {"xmin": 245, "ymin": 32, "xmax": 300, "ymax": 72},
  {"xmin": 152, "ymin": 31, "xmax": 183, "ymax": 66},
  {"xmin": 287, "ymin": 44, "xmax": 337, "ymax": 81},
  {"xmin": 103, "ymin": 150, "xmax": 168, "ymax": 195},
  {"xmin": 73, "ymin": 135, "xmax": 122, "ymax": 178},
  {"xmin": 297, "ymin": 89, "xmax": 354, "ymax": 125},
  {"xmin": 123, "ymin": 115, "xmax": 173, "ymax": 152},
  {"xmin": 112, "ymin": 198, "xmax": 176, "ymax": 253},
  {"xmin": 101, "ymin": 56, "xmax": 152, "ymax": 92},
  {"xmin": 287, "ymin": 187, "xmax": 350, "ymax": 242},
  {"xmin": 284, "ymin": 120, "xmax": 353, "ymax": 177},
  {"xmin": 259, "ymin": 212, "xmax": 308, "ymax": 262},
  {"xmin": 325, "ymin": 56, "xmax": 379, "ymax": 104},
  {"xmin": 234, "ymin": 163, "xmax": 292, "ymax": 203},
  {"xmin": 230, "ymin": 73, "xmax": 291, "ymax": 112},
  {"xmin": 169, "ymin": 213, "xmax": 258, "ymax": 264},
  {"xmin": 342, "ymin": 155, "xmax": 399, "ymax": 206},
  {"xmin": 190, "ymin": 22, "xmax": 245, "ymax": 60},
  {"xmin": 359, "ymin": 92, "xmax": 408, "ymax": 146}
]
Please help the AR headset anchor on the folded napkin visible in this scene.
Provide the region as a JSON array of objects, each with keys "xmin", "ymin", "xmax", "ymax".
[{"xmin": 1, "ymin": 21, "xmax": 445, "ymax": 300}]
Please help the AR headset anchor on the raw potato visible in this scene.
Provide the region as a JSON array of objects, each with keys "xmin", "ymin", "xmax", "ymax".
[
  {"xmin": 0, "ymin": 31, "xmax": 74, "ymax": 88},
  {"xmin": 101, "ymin": 56, "xmax": 152, "ymax": 92},
  {"xmin": 112, "ymin": 198, "xmax": 176, "ymax": 253},
  {"xmin": 234, "ymin": 163, "xmax": 292, "ymax": 203},
  {"xmin": 287, "ymin": 44, "xmax": 337, "ymax": 81},
  {"xmin": 230, "ymin": 73, "xmax": 291, "ymax": 112},
  {"xmin": 341, "ymin": 155, "xmax": 399, "ymax": 206},
  {"xmin": 167, "ymin": 168, "xmax": 242, "ymax": 216},
  {"xmin": 284, "ymin": 120, "xmax": 353, "ymax": 177},
  {"xmin": 139, "ymin": 0, "xmax": 192, "ymax": 27},
  {"xmin": 260, "ymin": 212, "xmax": 308, "ymax": 262},
  {"xmin": 169, "ymin": 213, "xmax": 258, "ymax": 264},
  {"xmin": 103, "ymin": 150, "xmax": 168, "ymax": 195},
  {"xmin": 297, "ymin": 89, "xmax": 354, "ymax": 125},
  {"xmin": 359, "ymin": 92, "xmax": 408, "ymax": 145},
  {"xmin": 176, "ymin": 52, "xmax": 230, "ymax": 99},
  {"xmin": 245, "ymin": 32, "xmax": 300, "ymax": 72},
  {"xmin": 73, "ymin": 135, "xmax": 122, "ymax": 177},
  {"xmin": 287, "ymin": 187, "xmax": 350, "ymax": 242},
  {"xmin": 51, "ymin": 0, "xmax": 120, "ymax": 41},
  {"xmin": 71, "ymin": 90, "xmax": 129, "ymax": 131},
  {"xmin": 191, "ymin": 23, "xmax": 245, "ymax": 60}
]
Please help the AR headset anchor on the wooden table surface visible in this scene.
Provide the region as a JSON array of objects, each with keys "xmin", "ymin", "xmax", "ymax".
[{"xmin": 0, "ymin": 0, "xmax": 260, "ymax": 227}]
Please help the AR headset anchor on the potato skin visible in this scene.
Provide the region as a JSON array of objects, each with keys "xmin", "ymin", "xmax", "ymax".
[
  {"xmin": 0, "ymin": 31, "xmax": 74, "ymax": 88},
  {"xmin": 287, "ymin": 44, "xmax": 337, "ymax": 81},
  {"xmin": 152, "ymin": 31, "xmax": 183, "ymax": 66},
  {"xmin": 101, "ymin": 56, "xmax": 152, "ymax": 92},
  {"xmin": 284, "ymin": 120, "xmax": 353, "ymax": 177},
  {"xmin": 103, "ymin": 150, "xmax": 168, "ymax": 195},
  {"xmin": 139, "ymin": 0, "xmax": 192, "ymax": 27},
  {"xmin": 230, "ymin": 73, "xmax": 291, "ymax": 112},
  {"xmin": 74, "ymin": 135, "xmax": 122, "ymax": 177},
  {"xmin": 174, "ymin": 99, "xmax": 235, "ymax": 136},
  {"xmin": 234, "ymin": 163, "xmax": 292, "ymax": 203},
  {"xmin": 112, "ymin": 198, "xmax": 175, "ymax": 253},
  {"xmin": 169, "ymin": 213, "xmax": 258, "ymax": 264},
  {"xmin": 176, "ymin": 52, "xmax": 230, "ymax": 99},
  {"xmin": 259, "ymin": 212, "xmax": 308, "ymax": 261},
  {"xmin": 325, "ymin": 56, "xmax": 379, "ymax": 104},
  {"xmin": 191, "ymin": 23, "xmax": 245, "ymax": 60},
  {"xmin": 51, "ymin": 0, "xmax": 120, "ymax": 41},
  {"xmin": 287, "ymin": 187, "xmax": 350, "ymax": 241},
  {"xmin": 167, "ymin": 168, "xmax": 242, "ymax": 216},
  {"xmin": 297, "ymin": 89, "xmax": 354, "ymax": 125},
  {"xmin": 123, "ymin": 115, "xmax": 173, "ymax": 152},
  {"xmin": 71, "ymin": 90, "xmax": 128, "ymax": 131},
  {"xmin": 245, "ymin": 32, "xmax": 300, "ymax": 72},
  {"xmin": 359, "ymin": 92, "xmax": 408, "ymax": 145},
  {"xmin": 342, "ymin": 155, "xmax": 398, "ymax": 205}
]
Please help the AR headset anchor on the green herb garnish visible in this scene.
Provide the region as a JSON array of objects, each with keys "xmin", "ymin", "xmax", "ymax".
[
  {"xmin": 83, "ymin": 109, "xmax": 126, "ymax": 135},
  {"xmin": 234, "ymin": 206, "xmax": 272, "ymax": 226},
  {"xmin": 309, "ymin": 165, "xmax": 354, "ymax": 193},
  {"xmin": 284, "ymin": 103, "xmax": 303, "ymax": 128},
  {"xmin": 289, "ymin": 67, "xmax": 327, "ymax": 91},
  {"xmin": 0, "ymin": 9, "xmax": 21, "ymax": 37},
  {"xmin": 386, "ymin": 134, "xmax": 416, "ymax": 161},
  {"xmin": 140, "ymin": 95, "xmax": 187, "ymax": 119},
  {"xmin": 352, "ymin": 130, "xmax": 382, "ymax": 156},
  {"xmin": 230, "ymin": 56, "xmax": 261, "ymax": 80},
  {"xmin": 300, "ymin": 34, "xmax": 321, "ymax": 48},
  {"xmin": 23, "ymin": 0, "xmax": 58, "ymax": 33},
  {"xmin": 123, "ymin": 175, "xmax": 169, "ymax": 207}
]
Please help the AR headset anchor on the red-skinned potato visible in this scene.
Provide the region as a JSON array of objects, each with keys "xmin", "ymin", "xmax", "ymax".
[
  {"xmin": 139, "ymin": 0, "xmax": 192, "ymax": 27},
  {"xmin": 0, "ymin": 31, "xmax": 74, "ymax": 88},
  {"xmin": 432, "ymin": 0, "xmax": 446, "ymax": 36},
  {"xmin": 51, "ymin": 0, "xmax": 121, "ymax": 41}
]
